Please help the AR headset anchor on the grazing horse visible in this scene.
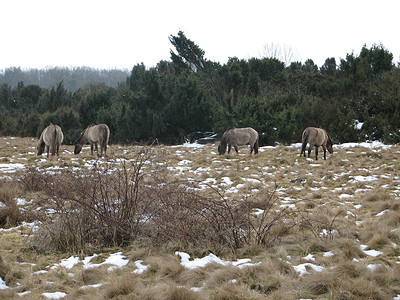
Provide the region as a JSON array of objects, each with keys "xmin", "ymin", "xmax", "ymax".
[
  {"xmin": 74, "ymin": 124, "xmax": 110, "ymax": 157},
  {"xmin": 37, "ymin": 124, "xmax": 64, "ymax": 157},
  {"xmin": 218, "ymin": 127, "xmax": 259, "ymax": 155},
  {"xmin": 300, "ymin": 127, "xmax": 333, "ymax": 160}
]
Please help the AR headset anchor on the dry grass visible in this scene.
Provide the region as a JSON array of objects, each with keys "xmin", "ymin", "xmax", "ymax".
[{"xmin": 1, "ymin": 137, "xmax": 400, "ymax": 298}]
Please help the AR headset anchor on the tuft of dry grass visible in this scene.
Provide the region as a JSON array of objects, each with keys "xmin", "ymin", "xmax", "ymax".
[
  {"xmin": 103, "ymin": 273, "xmax": 143, "ymax": 299},
  {"xmin": 80, "ymin": 267, "xmax": 105, "ymax": 285},
  {"xmin": 0, "ymin": 181, "xmax": 21, "ymax": 228},
  {"xmin": 0, "ymin": 255, "xmax": 10, "ymax": 282}
]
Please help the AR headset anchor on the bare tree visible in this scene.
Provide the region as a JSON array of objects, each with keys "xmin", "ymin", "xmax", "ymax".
[{"xmin": 261, "ymin": 42, "xmax": 298, "ymax": 66}]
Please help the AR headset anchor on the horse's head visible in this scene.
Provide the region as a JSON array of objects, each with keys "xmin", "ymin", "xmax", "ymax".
[
  {"xmin": 327, "ymin": 136, "xmax": 334, "ymax": 154},
  {"xmin": 217, "ymin": 143, "xmax": 226, "ymax": 155},
  {"xmin": 37, "ymin": 142, "xmax": 45, "ymax": 155},
  {"xmin": 74, "ymin": 143, "xmax": 83, "ymax": 154}
]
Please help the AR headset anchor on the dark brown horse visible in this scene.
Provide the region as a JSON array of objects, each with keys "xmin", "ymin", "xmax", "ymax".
[
  {"xmin": 300, "ymin": 127, "xmax": 333, "ymax": 160},
  {"xmin": 37, "ymin": 124, "xmax": 64, "ymax": 157},
  {"xmin": 74, "ymin": 124, "xmax": 110, "ymax": 157},
  {"xmin": 218, "ymin": 127, "xmax": 259, "ymax": 155}
]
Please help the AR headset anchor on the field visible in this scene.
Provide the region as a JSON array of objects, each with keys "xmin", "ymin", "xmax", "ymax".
[{"xmin": 1, "ymin": 137, "xmax": 400, "ymax": 299}]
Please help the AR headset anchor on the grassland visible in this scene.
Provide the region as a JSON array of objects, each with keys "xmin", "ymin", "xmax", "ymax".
[{"xmin": 1, "ymin": 137, "xmax": 400, "ymax": 299}]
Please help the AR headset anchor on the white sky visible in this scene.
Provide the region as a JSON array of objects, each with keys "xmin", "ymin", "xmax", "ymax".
[{"xmin": 1, "ymin": 0, "xmax": 399, "ymax": 70}]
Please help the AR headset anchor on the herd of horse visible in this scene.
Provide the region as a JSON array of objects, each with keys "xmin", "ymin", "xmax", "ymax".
[
  {"xmin": 37, "ymin": 124, "xmax": 110, "ymax": 158},
  {"xmin": 37, "ymin": 124, "xmax": 333, "ymax": 160},
  {"xmin": 217, "ymin": 126, "xmax": 333, "ymax": 160}
]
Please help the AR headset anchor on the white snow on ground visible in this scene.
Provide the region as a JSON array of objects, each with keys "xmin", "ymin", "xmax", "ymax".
[
  {"xmin": 42, "ymin": 292, "xmax": 67, "ymax": 299},
  {"xmin": 0, "ymin": 276, "xmax": 8, "ymax": 290},
  {"xmin": 42, "ymin": 252, "xmax": 129, "ymax": 273},
  {"xmin": 220, "ymin": 177, "xmax": 234, "ymax": 186},
  {"xmin": 133, "ymin": 260, "xmax": 149, "ymax": 274},
  {"xmin": 83, "ymin": 252, "xmax": 129, "ymax": 271},
  {"xmin": 293, "ymin": 263, "xmax": 324, "ymax": 276},
  {"xmin": 323, "ymin": 251, "xmax": 335, "ymax": 257},
  {"xmin": 79, "ymin": 283, "xmax": 103, "ymax": 290},
  {"xmin": 173, "ymin": 142, "xmax": 205, "ymax": 149},
  {"xmin": 175, "ymin": 252, "xmax": 261, "ymax": 269},
  {"xmin": 376, "ymin": 209, "xmax": 389, "ymax": 217},
  {"xmin": 350, "ymin": 175, "xmax": 379, "ymax": 182},
  {"xmin": 303, "ymin": 254, "xmax": 315, "ymax": 262},
  {"xmin": 0, "ymin": 163, "xmax": 25, "ymax": 173},
  {"xmin": 360, "ymin": 245, "xmax": 384, "ymax": 257},
  {"xmin": 337, "ymin": 141, "xmax": 392, "ymax": 149},
  {"xmin": 51, "ymin": 256, "xmax": 80, "ymax": 270}
]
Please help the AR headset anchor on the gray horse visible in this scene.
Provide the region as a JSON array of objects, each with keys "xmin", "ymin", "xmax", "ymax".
[
  {"xmin": 74, "ymin": 124, "xmax": 110, "ymax": 157},
  {"xmin": 218, "ymin": 127, "xmax": 259, "ymax": 155},
  {"xmin": 300, "ymin": 127, "xmax": 333, "ymax": 160},
  {"xmin": 37, "ymin": 124, "xmax": 64, "ymax": 157}
]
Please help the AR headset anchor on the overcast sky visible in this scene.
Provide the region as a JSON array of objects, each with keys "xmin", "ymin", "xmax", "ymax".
[{"xmin": 1, "ymin": 0, "xmax": 399, "ymax": 70}]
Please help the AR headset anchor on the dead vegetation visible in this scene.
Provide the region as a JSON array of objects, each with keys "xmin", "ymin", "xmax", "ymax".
[{"xmin": 0, "ymin": 137, "xmax": 400, "ymax": 299}]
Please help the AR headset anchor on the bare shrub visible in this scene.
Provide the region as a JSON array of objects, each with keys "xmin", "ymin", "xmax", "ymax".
[
  {"xmin": 15, "ymin": 167, "xmax": 47, "ymax": 192},
  {"xmin": 30, "ymin": 147, "xmax": 159, "ymax": 252},
  {"xmin": 23, "ymin": 145, "xmax": 303, "ymax": 253},
  {"xmin": 146, "ymin": 182, "xmax": 299, "ymax": 252}
]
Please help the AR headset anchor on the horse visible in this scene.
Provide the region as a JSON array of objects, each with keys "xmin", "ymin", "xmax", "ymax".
[
  {"xmin": 300, "ymin": 127, "xmax": 333, "ymax": 160},
  {"xmin": 37, "ymin": 124, "xmax": 64, "ymax": 157},
  {"xmin": 74, "ymin": 124, "xmax": 110, "ymax": 157},
  {"xmin": 218, "ymin": 127, "xmax": 259, "ymax": 155}
]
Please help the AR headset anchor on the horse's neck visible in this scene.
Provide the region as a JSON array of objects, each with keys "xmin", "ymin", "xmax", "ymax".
[{"xmin": 78, "ymin": 131, "xmax": 89, "ymax": 143}]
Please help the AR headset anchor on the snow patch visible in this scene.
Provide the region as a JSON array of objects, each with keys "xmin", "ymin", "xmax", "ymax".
[{"xmin": 175, "ymin": 252, "xmax": 260, "ymax": 269}]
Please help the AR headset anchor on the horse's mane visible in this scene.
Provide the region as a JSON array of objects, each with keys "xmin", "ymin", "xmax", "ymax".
[
  {"xmin": 326, "ymin": 132, "xmax": 333, "ymax": 146},
  {"xmin": 75, "ymin": 127, "xmax": 88, "ymax": 144},
  {"xmin": 220, "ymin": 132, "xmax": 227, "ymax": 147}
]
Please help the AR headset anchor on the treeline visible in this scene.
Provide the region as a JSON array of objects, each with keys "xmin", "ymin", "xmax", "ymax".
[
  {"xmin": 1, "ymin": 31, "xmax": 399, "ymax": 146},
  {"xmin": 0, "ymin": 67, "xmax": 129, "ymax": 91}
]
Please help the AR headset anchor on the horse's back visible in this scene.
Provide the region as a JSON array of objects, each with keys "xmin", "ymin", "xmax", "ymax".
[
  {"xmin": 226, "ymin": 127, "xmax": 258, "ymax": 146},
  {"xmin": 303, "ymin": 127, "xmax": 327, "ymax": 146},
  {"xmin": 88, "ymin": 124, "xmax": 110, "ymax": 143}
]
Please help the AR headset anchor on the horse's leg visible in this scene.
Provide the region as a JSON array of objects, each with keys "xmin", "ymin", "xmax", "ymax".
[
  {"xmin": 46, "ymin": 145, "xmax": 50, "ymax": 158},
  {"xmin": 322, "ymin": 145, "xmax": 327, "ymax": 160},
  {"xmin": 90, "ymin": 143, "xmax": 94, "ymax": 155},
  {"xmin": 234, "ymin": 146, "xmax": 239, "ymax": 153},
  {"xmin": 228, "ymin": 145, "xmax": 231, "ymax": 154},
  {"xmin": 95, "ymin": 143, "xmax": 98, "ymax": 154},
  {"xmin": 307, "ymin": 146, "xmax": 311, "ymax": 158},
  {"xmin": 315, "ymin": 146, "xmax": 318, "ymax": 160},
  {"xmin": 98, "ymin": 146, "xmax": 103, "ymax": 158},
  {"xmin": 250, "ymin": 145, "xmax": 253, "ymax": 154}
]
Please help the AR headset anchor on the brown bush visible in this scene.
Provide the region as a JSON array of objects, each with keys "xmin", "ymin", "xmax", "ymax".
[{"xmin": 20, "ymin": 146, "xmax": 302, "ymax": 253}]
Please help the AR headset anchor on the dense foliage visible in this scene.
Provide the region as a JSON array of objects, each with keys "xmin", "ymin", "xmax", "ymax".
[{"xmin": 1, "ymin": 32, "xmax": 399, "ymax": 145}]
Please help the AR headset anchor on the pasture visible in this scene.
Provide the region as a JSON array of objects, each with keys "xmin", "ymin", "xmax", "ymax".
[{"xmin": 1, "ymin": 137, "xmax": 400, "ymax": 299}]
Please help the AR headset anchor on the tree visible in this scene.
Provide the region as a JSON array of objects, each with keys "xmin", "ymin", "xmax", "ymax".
[
  {"xmin": 169, "ymin": 31, "xmax": 205, "ymax": 72},
  {"xmin": 262, "ymin": 42, "xmax": 297, "ymax": 66}
]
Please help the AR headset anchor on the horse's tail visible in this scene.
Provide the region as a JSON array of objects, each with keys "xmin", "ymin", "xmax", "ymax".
[
  {"xmin": 254, "ymin": 134, "xmax": 259, "ymax": 154},
  {"xmin": 51, "ymin": 125, "xmax": 57, "ymax": 156},
  {"xmin": 101, "ymin": 125, "xmax": 110, "ymax": 152},
  {"xmin": 300, "ymin": 129, "xmax": 309, "ymax": 156}
]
